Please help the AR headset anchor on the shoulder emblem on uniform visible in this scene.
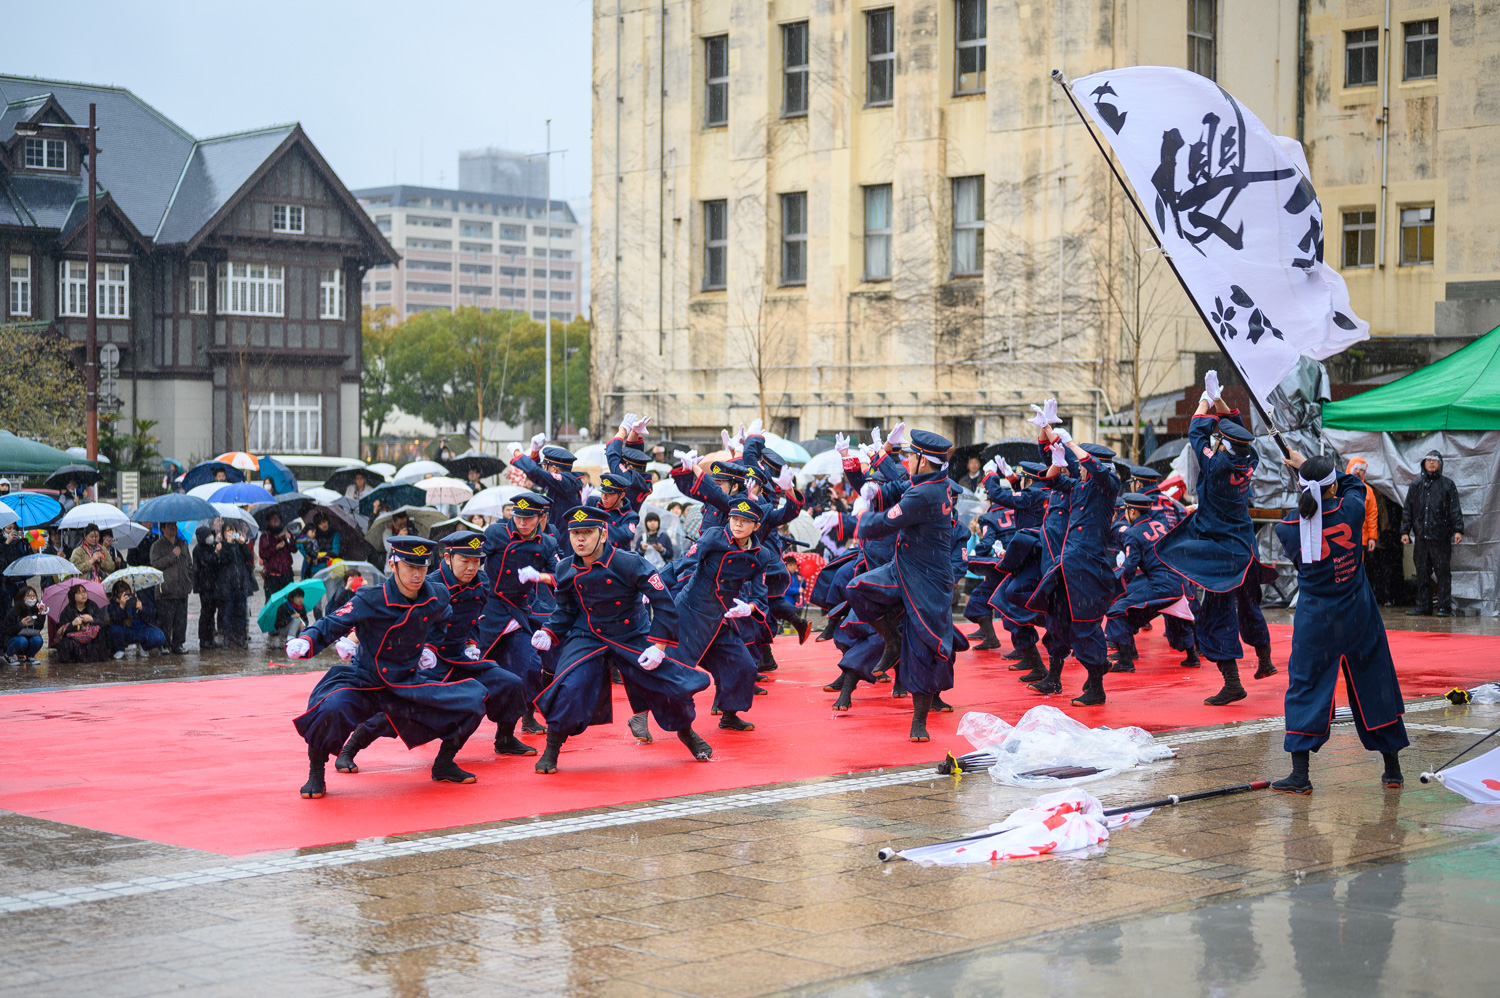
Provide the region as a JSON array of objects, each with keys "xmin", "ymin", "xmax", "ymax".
[
  {"xmin": 335, "ymin": 602, "xmax": 353, "ymax": 616},
  {"xmin": 887, "ymin": 505, "xmax": 902, "ymax": 519},
  {"xmin": 648, "ymin": 574, "xmax": 665, "ymax": 590}
]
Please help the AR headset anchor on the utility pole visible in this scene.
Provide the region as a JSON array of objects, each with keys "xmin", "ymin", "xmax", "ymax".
[{"xmin": 544, "ymin": 119, "xmax": 552, "ymax": 436}]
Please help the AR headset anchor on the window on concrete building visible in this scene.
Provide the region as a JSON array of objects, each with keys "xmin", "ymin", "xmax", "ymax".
[
  {"xmin": 272, "ymin": 204, "xmax": 304, "ymax": 233},
  {"xmin": 955, "ymin": 0, "xmax": 986, "ymax": 94},
  {"xmin": 319, "ymin": 268, "xmax": 344, "ymax": 319},
  {"xmin": 550, "ymin": 269, "xmax": 571, "ymax": 280},
  {"xmin": 9, "ymin": 254, "xmax": 30, "ymax": 316},
  {"xmin": 1399, "ymin": 206, "xmax": 1434, "ymax": 266},
  {"xmin": 217, "ymin": 262, "xmax": 284, "ymax": 316},
  {"xmin": 460, "ymin": 263, "xmax": 492, "ymax": 275},
  {"xmin": 23, "ymin": 138, "xmax": 66, "ymax": 170},
  {"xmin": 705, "ymin": 35, "xmax": 729, "ymax": 127},
  {"xmin": 1344, "ymin": 28, "xmax": 1379, "ymax": 87},
  {"xmin": 374, "ymin": 281, "xmax": 392, "ymax": 291},
  {"xmin": 952, "ymin": 417, "xmax": 974, "ymax": 448},
  {"xmin": 460, "ymin": 242, "xmax": 491, "ymax": 254},
  {"xmin": 188, "ymin": 261, "xmax": 208, "ymax": 314},
  {"xmin": 867, "ymin": 8, "xmax": 895, "ymax": 105},
  {"xmin": 249, "ymin": 391, "xmax": 321, "ymax": 454},
  {"xmin": 61, "ymin": 261, "xmax": 130, "ymax": 317},
  {"xmin": 783, "ymin": 21, "xmax": 809, "ymax": 117},
  {"xmin": 500, "ymin": 224, "xmax": 526, "ymax": 241},
  {"xmin": 1404, "ymin": 19, "xmax": 1438, "ymax": 80},
  {"xmin": 409, "ymin": 259, "xmax": 453, "ymax": 272},
  {"xmin": 1187, "ymin": 0, "xmax": 1216, "ymax": 80},
  {"xmin": 532, "ymin": 311, "xmax": 548, "ymax": 320},
  {"xmin": 374, "ymin": 215, "xmax": 392, "ymax": 232},
  {"xmin": 1341, "ymin": 209, "xmax": 1376, "ymax": 268},
  {"xmin": 781, "ymin": 192, "xmax": 808, "ymax": 286},
  {"xmin": 534, "ymin": 247, "xmax": 548, "ymax": 257},
  {"xmin": 703, "ymin": 199, "xmax": 727, "ymax": 290},
  {"xmin": 863, "ymin": 184, "xmax": 893, "ymax": 282},
  {"xmin": 406, "ymin": 237, "xmax": 452, "ymax": 250},
  {"xmin": 551, "ymin": 249, "xmax": 574, "ymax": 259},
  {"xmin": 533, "ymin": 267, "xmax": 548, "ymax": 278},
  {"xmin": 408, "ymin": 281, "xmax": 453, "ymax": 294},
  {"xmin": 551, "ymin": 290, "xmax": 573, "ymax": 301},
  {"xmin": 951, "ymin": 176, "xmax": 984, "ymax": 277}
]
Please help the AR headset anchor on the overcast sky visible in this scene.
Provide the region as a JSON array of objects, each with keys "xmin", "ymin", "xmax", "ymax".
[{"xmin": 4, "ymin": 0, "xmax": 593, "ymax": 201}]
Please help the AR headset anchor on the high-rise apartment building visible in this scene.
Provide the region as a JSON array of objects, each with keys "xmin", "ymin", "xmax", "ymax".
[
  {"xmin": 458, "ymin": 148, "xmax": 548, "ymax": 198},
  {"xmin": 352, "ymin": 185, "xmax": 583, "ymax": 322}
]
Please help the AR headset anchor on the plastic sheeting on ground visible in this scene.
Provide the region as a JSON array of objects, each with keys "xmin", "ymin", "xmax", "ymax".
[
  {"xmin": 895, "ymin": 790, "xmax": 1150, "ymax": 865},
  {"xmin": 957, "ymin": 705, "xmax": 1176, "ymax": 787}
]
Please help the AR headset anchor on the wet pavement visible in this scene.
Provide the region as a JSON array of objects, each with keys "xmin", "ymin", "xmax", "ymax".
[{"xmin": 1, "ymin": 606, "xmax": 1498, "ymax": 996}]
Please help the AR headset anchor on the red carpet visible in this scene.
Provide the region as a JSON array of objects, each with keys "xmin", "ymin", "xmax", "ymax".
[{"xmin": 0, "ymin": 624, "xmax": 1494, "ymax": 856}]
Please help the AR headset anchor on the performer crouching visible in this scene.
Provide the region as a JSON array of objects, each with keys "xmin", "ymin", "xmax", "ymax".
[
  {"xmin": 287, "ymin": 536, "xmax": 488, "ymax": 798},
  {"xmin": 1271, "ymin": 452, "xmax": 1408, "ymax": 793},
  {"xmin": 531, "ymin": 507, "xmax": 713, "ymax": 774}
]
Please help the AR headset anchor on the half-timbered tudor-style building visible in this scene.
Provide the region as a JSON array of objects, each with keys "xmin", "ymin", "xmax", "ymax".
[{"xmin": 0, "ymin": 75, "xmax": 398, "ymax": 461}]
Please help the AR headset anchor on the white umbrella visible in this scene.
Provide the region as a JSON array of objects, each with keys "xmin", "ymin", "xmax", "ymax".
[
  {"xmin": 212, "ymin": 502, "xmax": 260, "ymax": 538},
  {"xmin": 797, "ymin": 448, "xmax": 850, "ymax": 486},
  {"xmin": 462, "ymin": 485, "xmax": 529, "ymax": 518},
  {"xmin": 66, "ymin": 446, "xmax": 110, "ymax": 464},
  {"xmin": 648, "ymin": 478, "xmax": 698, "ymax": 505},
  {"xmin": 59, "ymin": 502, "xmax": 130, "ymax": 530},
  {"xmin": 638, "ymin": 503, "xmax": 681, "ymax": 537},
  {"xmin": 786, "ymin": 510, "xmax": 819, "ymax": 548},
  {"xmin": 571, "ymin": 443, "xmax": 607, "ymax": 468},
  {"xmin": 415, "ymin": 476, "xmax": 474, "ymax": 506},
  {"xmin": 103, "ymin": 566, "xmax": 165, "ymax": 591},
  {"xmin": 108, "ymin": 522, "xmax": 152, "ymax": 549},
  {"xmin": 367, "ymin": 462, "xmax": 397, "ymax": 478},
  {"xmin": 0, "ymin": 505, "xmax": 16, "ymax": 529},
  {"xmin": 303, "ymin": 486, "xmax": 342, "ymax": 505},
  {"xmin": 187, "ymin": 482, "xmax": 223, "ymax": 501},
  {"xmin": 393, "ymin": 459, "xmax": 448, "ymax": 483}
]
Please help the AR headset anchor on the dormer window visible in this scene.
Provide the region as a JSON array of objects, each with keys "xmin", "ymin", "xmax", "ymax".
[
  {"xmin": 272, "ymin": 204, "xmax": 304, "ymax": 233},
  {"xmin": 24, "ymin": 137, "xmax": 67, "ymax": 170}
]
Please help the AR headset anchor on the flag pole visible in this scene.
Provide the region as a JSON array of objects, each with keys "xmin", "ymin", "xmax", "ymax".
[{"xmin": 1051, "ymin": 70, "xmax": 1289, "ymax": 458}]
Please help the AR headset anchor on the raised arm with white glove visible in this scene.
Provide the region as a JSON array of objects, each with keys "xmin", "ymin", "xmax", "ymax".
[
  {"xmin": 285, "ymin": 636, "xmax": 312, "ymax": 659},
  {"xmin": 772, "ymin": 465, "xmax": 795, "ymax": 491},
  {"xmin": 870, "ymin": 425, "xmax": 884, "ymax": 450},
  {"xmin": 746, "ymin": 418, "xmax": 763, "ymax": 436},
  {"xmin": 1050, "ymin": 441, "xmax": 1069, "ymax": 469},
  {"xmin": 720, "ymin": 429, "xmax": 735, "ymax": 453},
  {"xmin": 1204, "ymin": 369, "xmax": 1222, "ymax": 401},
  {"xmin": 886, "ymin": 421, "xmax": 906, "ymax": 448},
  {"xmin": 619, "ymin": 412, "xmax": 639, "ymax": 435},
  {"xmin": 1028, "ymin": 398, "xmax": 1061, "ymax": 427},
  {"xmin": 529, "ymin": 432, "xmax": 547, "ymax": 455},
  {"xmin": 335, "ymin": 635, "xmax": 358, "ymax": 662},
  {"xmin": 630, "ymin": 414, "xmax": 652, "ymax": 437},
  {"xmin": 834, "ymin": 432, "xmax": 850, "ymax": 456},
  {"xmin": 508, "ymin": 441, "xmax": 524, "ymax": 457},
  {"xmin": 637, "ymin": 644, "xmax": 665, "ymax": 670},
  {"xmin": 723, "ymin": 598, "xmax": 755, "ymax": 619},
  {"xmin": 531, "ymin": 630, "xmax": 553, "ymax": 651},
  {"xmin": 674, "ymin": 448, "xmax": 700, "ymax": 472},
  {"xmin": 997, "ymin": 456, "xmax": 1012, "ymax": 478}
]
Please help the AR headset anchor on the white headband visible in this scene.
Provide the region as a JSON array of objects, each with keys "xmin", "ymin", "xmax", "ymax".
[{"xmin": 1297, "ymin": 468, "xmax": 1338, "ymax": 564}]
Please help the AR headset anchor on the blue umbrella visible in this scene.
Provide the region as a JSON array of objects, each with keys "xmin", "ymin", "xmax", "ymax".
[
  {"xmin": 259, "ymin": 456, "xmax": 297, "ymax": 495},
  {"xmin": 180, "ymin": 460, "xmax": 245, "ymax": 491},
  {"xmin": 3, "ymin": 552, "xmax": 79, "ymax": 578},
  {"xmin": 358, "ymin": 482, "xmax": 426, "ymax": 518},
  {"xmin": 211, "ymin": 482, "xmax": 277, "ymax": 505},
  {"xmin": 0, "ymin": 492, "xmax": 63, "ymax": 528},
  {"xmin": 132, "ymin": 493, "xmax": 219, "ymax": 523}
]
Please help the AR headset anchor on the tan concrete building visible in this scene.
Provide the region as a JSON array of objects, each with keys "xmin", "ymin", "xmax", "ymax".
[{"xmin": 590, "ymin": 1, "xmax": 1499, "ymax": 448}]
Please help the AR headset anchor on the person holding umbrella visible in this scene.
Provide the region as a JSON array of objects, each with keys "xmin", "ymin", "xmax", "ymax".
[
  {"xmin": 70, "ymin": 525, "xmax": 116, "ymax": 583},
  {"xmin": 55, "ymin": 584, "xmax": 110, "ymax": 663},
  {"xmin": 299, "ymin": 510, "xmax": 343, "ymax": 580},
  {"xmin": 213, "ymin": 521, "xmax": 256, "ymax": 649},
  {"xmin": 149, "ymin": 522, "xmax": 193, "ymax": 655},
  {"xmin": 194, "ymin": 523, "xmax": 224, "ymax": 650},
  {"xmin": 3, "ymin": 586, "xmax": 45, "ymax": 665},
  {"xmin": 258, "ymin": 511, "xmax": 295, "ymax": 605},
  {"xmin": 107, "ymin": 581, "xmax": 166, "ymax": 659}
]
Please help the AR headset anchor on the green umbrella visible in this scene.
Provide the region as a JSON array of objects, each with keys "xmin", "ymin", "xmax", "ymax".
[{"xmin": 257, "ymin": 578, "xmax": 326, "ymax": 634}]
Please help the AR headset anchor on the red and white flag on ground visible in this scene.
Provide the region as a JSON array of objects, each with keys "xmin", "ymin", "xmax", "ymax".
[
  {"xmin": 896, "ymin": 790, "xmax": 1150, "ymax": 865},
  {"xmin": 1433, "ymin": 744, "xmax": 1500, "ymax": 804}
]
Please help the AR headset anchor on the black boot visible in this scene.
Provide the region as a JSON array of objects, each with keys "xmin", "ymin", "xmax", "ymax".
[
  {"xmin": 494, "ymin": 720, "xmax": 538, "ymax": 756},
  {"xmin": 300, "ymin": 745, "xmax": 327, "ymax": 799},
  {"xmin": 1028, "ymin": 656, "xmax": 1065, "ymax": 695},
  {"xmin": 628, "ymin": 711, "xmax": 653, "ymax": 743},
  {"xmin": 1180, "ymin": 647, "xmax": 1201, "ymax": 668},
  {"xmin": 535, "ymin": 730, "xmax": 567, "ymax": 774},
  {"xmin": 972, "ymin": 616, "xmax": 1002, "ymax": 651},
  {"xmin": 1204, "ymin": 660, "xmax": 1247, "ymax": 706},
  {"xmin": 822, "ymin": 674, "xmax": 847, "ymax": 692},
  {"xmin": 909, "ymin": 694, "xmax": 933, "ymax": 743},
  {"xmin": 761, "ymin": 645, "xmax": 779, "ymax": 673},
  {"xmin": 1272, "ymin": 750, "xmax": 1313, "ymax": 794},
  {"xmin": 931, "ymin": 691, "xmax": 953, "ymax": 712},
  {"xmin": 719, "ymin": 710, "xmax": 755, "ymax": 731},
  {"xmin": 832, "ymin": 669, "xmax": 857, "ymax": 712},
  {"xmin": 1016, "ymin": 646, "xmax": 1047, "ymax": 682},
  {"xmin": 1002, "ymin": 645, "xmax": 1026, "ymax": 661},
  {"xmin": 521, "ymin": 711, "xmax": 548, "ymax": 735},
  {"xmin": 1381, "ymin": 751, "xmax": 1403, "ymax": 788},
  {"xmin": 431, "ymin": 739, "xmax": 477, "ymax": 784},
  {"xmin": 1071, "ymin": 667, "xmax": 1107, "ymax": 707},
  {"xmin": 1110, "ymin": 648, "xmax": 1137, "ymax": 674},
  {"xmin": 815, "ymin": 617, "xmax": 840, "ymax": 642},
  {"xmin": 891, "ymin": 675, "xmax": 909, "ymax": 698},
  {"xmin": 677, "ymin": 726, "xmax": 713, "ymax": 760},
  {"xmin": 335, "ymin": 721, "xmax": 382, "ymax": 774},
  {"xmin": 1106, "ymin": 642, "xmax": 1119, "ymax": 662},
  {"xmin": 610, "ymin": 666, "xmax": 623, "ymax": 685},
  {"xmin": 1252, "ymin": 644, "xmax": 1277, "ymax": 679},
  {"xmin": 790, "ymin": 612, "xmax": 811, "ymax": 645},
  {"xmin": 867, "ymin": 614, "xmax": 903, "ymax": 676}
]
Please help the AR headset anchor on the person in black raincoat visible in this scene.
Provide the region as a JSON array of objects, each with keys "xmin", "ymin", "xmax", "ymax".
[
  {"xmin": 1272, "ymin": 452, "xmax": 1408, "ymax": 793},
  {"xmin": 286, "ymin": 535, "xmax": 488, "ymax": 799},
  {"xmin": 530, "ymin": 506, "xmax": 713, "ymax": 774},
  {"xmin": 1399, "ymin": 450, "xmax": 1464, "ymax": 617},
  {"xmin": 1104, "ymin": 493, "xmax": 1192, "ymax": 671},
  {"xmin": 509, "ymin": 436, "xmax": 583, "ymax": 538},
  {"xmin": 845, "ymin": 429, "xmax": 957, "ymax": 742},
  {"xmin": 474, "ymin": 491, "xmax": 554, "ymax": 735},
  {"xmin": 333, "ymin": 531, "xmax": 533, "ymax": 774}
]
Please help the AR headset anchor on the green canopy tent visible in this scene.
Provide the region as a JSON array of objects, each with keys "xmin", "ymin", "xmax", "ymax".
[
  {"xmin": 0, "ymin": 431, "xmax": 94, "ymax": 475},
  {"xmin": 1323, "ymin": 324, "xmax": 1500, "ymax": 432}
]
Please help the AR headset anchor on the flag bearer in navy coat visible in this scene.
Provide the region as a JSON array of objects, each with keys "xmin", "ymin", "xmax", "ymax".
[
  {"xmin": 509, "ymin": 435, "xmax": 583, "ymax": 538},
  {"xmin": 1271, "ymin": 452, "xmax": 1408, "ymax": 793},
  {"xmin": 845, "ymin": 429, "xmax": 958, "ymax": 743},
  {"xmin": 287, "ymin": 535, "xmax": 488, "ymax": 799},
  {"xmin": 1155, "ymin": 373, "xmax": 1266, "ymax": 706},
  {"xmin": 530, "ymin": 506, "xmax": 712, "ymax": 774},
  {"xmin": 474, "ymin": 491, "xmax": 554, "ymax": 734}
]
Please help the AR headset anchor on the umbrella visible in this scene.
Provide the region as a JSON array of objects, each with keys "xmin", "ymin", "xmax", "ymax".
[
  {"xmin": 102, "ymin": 566, "xmax": 164, "ymax": 592},
  {"xmin": 212, "ymin": 503, "xmax": 260, "ymax": 538},
  {"xmin": 44, "ymin": 464, "xmax": 102, "ymax": 489},
  {"xmin": 571, "ymin": 443, "xmax": 608, "ymax": 468},
  {"xmin": 443, "ymin": 450, "xmax": 507, "ymax": 480},
  {"xmin": 107, "ymin": 522, "xmax": 153, "ymax": 549},
  {"xmin": 1146, "ymin": 439, "xmax": 1188, "ymax": 466},
  {"xmin": 0, "ymin": 492, "xmax": 63, "ymax": 528},
  {"xmin": 428, "ymin": 515, "xmax": 486, "ymax": 539},
  {"xmin": 64, "ymin": 447, "xmax": 110, "ymax": 465},
  {"xmin": 365, "ymin": 506, "xmax": 447, "ymax": 549},
  {"xmin": 0, "ymin": 505, "xmax": 15, "ymax": 529},
  {"xmin": 639, "ymin": 503, "xmax": 682, "ymax": 538},
  {"xmin": 214, "ymin": 451, "xmax": 261, "ymax": 472},
  {"xmin": 796, "ymin": 449, "xmax": 848, "ymax": 484},
  {"xmin": 367, "ymin": 462, "xmax": 397, "ymax": 478},
  {"xmin": 251, "ymin": 492, "xmax": 314, "ymax": 529},
  {"xmin": 359, "ymin": 482, "xmax": 426, "ymax": 518},
  {"xmin": 186, "ymin": 482, "xmax": 226, "ymax": 501},
  {"xmin": 302, "ymin": 486, "xmax": 342, "ymax": 505},
  {"xmin": 180, "ymin": 460, "xmax": 245, "ymax": 491},
  {"xmin": 762, "ymin": 432, "xmax": 812, "ymax": 465},
  {"xmin": 314, "ymin": 561, "xmax": 386, "ymax": 585},
  {"xmin": 133, "ymin": 493, "xmax": 218, "ymax": 523},
  {"xmin": 308, "ymin": 502, "xmax": 363, "ymax": 538},
  {"xmin": 210, "ymin": 482, "xmax": 277, "ymax": 505},
  {"xmin": 798, "ymin": 438, "xmax": 835, "ymax": 457},
  {"xmin": 785, "ymin": 510, "xmax": 819, "ymax": 548},
  {"xmin": 5, "ymin": 553, "xmax": 80, "ymax": 578},
  {"xmin": 415, "ymin": 476, "xmax": 474, "ymax": 506},
  {"xmin": 257, "ymin": 578, "xmax": 327, "ymax": 634},
  {"xmin": 462, "ymin": 485, "xmax": 530, "ymax": 518},
  {"xmin": 41, "ymin": 579, "xmax": 107, "ymax": 620},
  {"xmin": 58, "ymin": 502, "xmax": 131, "ymax": 530},
  {"xmin": 393, "ymin": 459, "xmax": 448, "ymax": 483},
  {"xmin": 258, "ymin": 456, "xmax": 298, "ymax": 495},
  {"xmin": 323, "ymin": 464, "xmax": 381, "ymax": 494}
]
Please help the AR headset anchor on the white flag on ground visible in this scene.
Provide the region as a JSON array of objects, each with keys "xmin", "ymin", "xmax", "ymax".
[
  {"xmin": 1433, "ymin": 744, "xmax": 1500, "ymax": 804},
  {"xmin": 1072, "ymin": 66, "xmax": 1369, "ymax": 409}
]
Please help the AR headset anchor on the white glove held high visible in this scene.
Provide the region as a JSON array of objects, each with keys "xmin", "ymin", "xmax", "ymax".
[
  {"xmin": 517, "ymin": 566, "xmax": 542, "ymax": 584},
  {"xmin": 1029, "ymin": 398, "xmax": 1061, "ymax": 427},
  {"xmin": 530, "ymin": 433, "xmax": 547, "ymax": 452},
  {"xmin": 982, "ymin": 458, "xmax": 997, "ymax": 475},
  {"xmin": 870, "ymin": 426, "xmax": 884, "ymax": 449},
  {"xmin": 1204, "ymin": 369, "xmax": 1222, "ymax": 401},
  {"xmin": 886, "ymin": 422, "xmax": 906, "ymax": 448},
  {"xmin": 637, "ymin": 644, "xmax": 665, "ymax": 670},
  {"xmin": 620, "ymin": 411, "xmax": 639, "ymax": 433},
  {"xmin": 834, "ymin": 432, "xmax": 850, "ymax": 456},
  {"xmin": 998, "ymin": 457, "xmax": 1013, "ymax": 477},
  {"xmin": 723, "ymin": 598, "xmax": 755, "ymax": 619},
  {"xmin": 747, "ymin": 418, "xmax": 763, "ymax": 436},
  {"xmin": 334, "ymin": 636, "xmax": 358, "ymax": 662},
  {"xmin": 285, "ymin": 637, "xmax": 312, "ymax": 659},
  {"xmin": 631, "ymin": 414, "xmax": 652, "ymax": 436},
  {"xmin": 1055, "ymin": 428, "xmax": 1072, "ymax": 444},
  {"xmin": 508, "ymin": 441, "xmax": 523, "ymax": 457},
  {"xmin": 674, "ymin": 449, "xmax": 699, "ymax": 472},
  {"xmin": 772, "ymin": 466, "xmax": 795, "ymax": 491},
  {"xmin": 1050, "ymin": 442, "xmax": 1068, "ymax": 469},
  {"xmin": 419, "ymin": 647, "xmax": 437, "ymax": 670},
  {"xmin": 531, "ymin": 630, "xmax": 553, "ymax": 651}
]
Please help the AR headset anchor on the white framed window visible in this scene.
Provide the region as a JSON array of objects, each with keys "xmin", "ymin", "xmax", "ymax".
[
  {"xmin": 866, "ymin": 8, "xmax": 895, "ymax": 105},
  {"xmin": 955, "ymin": 0, "xmax": 987, "ymax": 94},
  {"xmin": 705, "ymin": 35, "xmax": 729, "ymax": 127},
  {"xmin": 272, "ymin": 204, "xmax": 305, "ymax": 233},
  {"xmin": 863, "ymin": 185, "xmax": 893, "ymax": 282},
  {"xmin": 1188, "ymin": 0, "xmax": 1216, "ymax": 80},
  {"xmin": 782, "ymin": 21, "xmax": 809, "ymax": 117},
  {"xmin": 8, "ymin": 255, "xmax": 31, "ymax": 317},
  {"xmin": 951, "ymin": 176, "xmax": 984, "ymax": 277},
  {"xmin": 780, "ymin": 191, "xmax": 807, "ymax": 286},
  {"xmin": 319, "ymin": 268, "xmax": 344, "ymax": 319},
  {"xmin": 703, "ymin": 199, "xmax": 728, "ymax": 290},
  {"xmin": 217, "ymin": 261, "xmax": 285, "ymax": 316},
  {"xmin": 59, "ymin": 261, "xmax": 130, "ymax": 317},
  {"xmin": 188, "ymin": 261, "xmax": 208, "ymax": 314},
  {"xmin": 24, "ymin": 138, "xmax": 67, "ymax": 171},
  {"xmin": 1404, "ymin": 19, "xmax": 1439, "ymax": 81},
  {"xmin": 248, "ymin": 392, "xmax": 322, "ymax": 454},
  {"xmin": 1399, "ymin": 205, "xmax": 1435, "ymax": 266}
]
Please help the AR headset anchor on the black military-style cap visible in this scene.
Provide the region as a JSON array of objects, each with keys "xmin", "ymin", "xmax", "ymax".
[
  {"xmin": 542, "ymin": 445, "xmax": 577, "ymax": 466},
  {"xmin": 441, "ymin": 530, "xmax": 486, "ymax": 554},
  {"xmin": 909, "ymin": 429, "xmax": 953, "ymax": 460},
  {"xmin": 1080, "ymin": 442, "xmax": 1117, "ymax": 462},
  {"xmin": 725, "ymin": 498, "xmax": 766, "ymax": 524},
  {"xmin": 708, "ymin": 459, "xmax": 748, "ymax": 481},
  {"xmin": 598, "ymin": 471, "xmax": 632, "ymax": 493},
  {"xmin": 1122, "ymin": 492, "xmax": 1155, "ymax": 510},
  {"xmin": 510, "ymin": 492, "xmax": 551, "ymax": 515},
  {"xmin": 562, "ymin": 506, "xmax": 608, "ymax": 531},
  {"xmin": 388, "ymin": 535, "xmax": 436, "ymax": 565},
  {"xmin": 1218, "ymin": 420, "xmax": 1255, "ymax": 444},
  {"xmin": 1129, "ymin": 465, "xmax": 1162, "ymax": 482},
  {"xmin": 620, "ymin": 446, "xmax": 649, "ymax": 468}
]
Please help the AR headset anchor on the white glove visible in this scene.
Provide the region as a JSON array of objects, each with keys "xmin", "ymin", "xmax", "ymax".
[
  {"xmin": 997, "ymin": 457, "xmax": 1012, "ymax": 478},
  {"xmin": 814, "ymin": 510, "xmax": 841, "ymax": 533},
  {"xmin": 747, "ymin": 418, "xmax": 763, "ymax": 436},
  {"xmin": 851, "ymin": 496, "xmax": 870, "ymax": 518},
  {"xmin": 637, "ymin": 644, "xmax": 665, "ymax": 670},
  {"xmin": 464, "ymin": 643, "xmax": 482, "ymax": 661},
  {"xmin": 531, "ymin": 630, "xmax": 553, "ymax": 651},
  {"xmin": 334, "ymin": 635, "xmax": 358, "ymax": 662},
  {"xmin": 772, "ymin": 465, "xmax": 795, "ymax": 491},
  {"xmin": 1028, "ymin": 398, "xmax": 1061, "ymax": 427},
  {"xmin": 285, "ymin": 637, "xmax": 311, "ymax": 659},
  {"xmin": 1055, "ymin": 428, "xmax": 1072, "ymax": 443},
  {"xmin": 870, "ymin": 425, "xmax": 884, "ymax": 449},
  {"xmin": 859, "ymin": 481, "xmax": 879, "ymax": 504},
  {"xmin": 631, "ymin": 414, "xmax": 652, "ymax": 436},
  {"xmin": 736, "ymin": 423, "xmax": 746, "ymax": 446},
  {"xmin": 723, "ymin": 598, "xmax": 755, "ymax": 619},
  {"xmin": 1204, "ymin": 369, "xmax": 1222, "ymax": 400},
  {"xmin": 530, "ymin": 433, "xmax": 547, "ymax": 452},
  {"xmin": 419, "ymin": 647, "xmax": 437, "ymax": 670},
  {"xmin": 886, "ymin": 421, "xmax": 906, "ymax": 448},
  {"xmin": 620, "ymin": 411, "xmax": 639, "ymax": 434},
  {"xmin": 508, "ymin": 441, "xmax": 523, "ymax": 457},
  {"xmin": 982, "ymin": 458, "xmax": 997, "ymax": 475},
  {"xmin": 1050, "ymin": 441, "xmax": 1068, "ymax": 468},
  {"xmin": 720, "ymin": 429, "xmax": 735, "ymax": 452},
  {"xmin": 674, "ymin": 448, "xmax": 699, "ymax": 472},
  {"xmin": 518, "ymin": 566, "xmax": 542, "ymax": 584},
  {"xmin": 579, "ymin": 485, "xmax": 597, "ymax": 504},
  {"xmin": 834, "ymin": 432, "xmax": 850, "ymax": 456},
  {"xmin": 1200, "ymin": 391, "xmax": 1215, "ymax": 406},
  {"xmin": 1116, "ymin": 550, "xmax": 1127, "ymax": 568}
]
